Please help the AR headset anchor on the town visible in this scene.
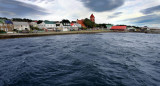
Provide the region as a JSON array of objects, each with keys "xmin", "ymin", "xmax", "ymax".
[{"xmin": 0, "ymin": 14, "xmax": 159, "ymax": 34}]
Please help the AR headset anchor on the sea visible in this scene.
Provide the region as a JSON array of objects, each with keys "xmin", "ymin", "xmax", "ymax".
[{"xmin": 0, "ymin": 33, "xmax": 160, "ymax": 86}]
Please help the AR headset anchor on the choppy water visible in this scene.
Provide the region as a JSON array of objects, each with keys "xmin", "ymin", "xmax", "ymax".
[{"xmin": 0, "ymin": 33, "xmax": 160, "ymax": 86}]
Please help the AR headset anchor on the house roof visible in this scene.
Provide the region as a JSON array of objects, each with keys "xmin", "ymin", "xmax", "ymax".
[
  {"xmin": 77, "ymin": 19, "xmax": 86, "ymax": 28},
  {"xmin": 71, "ymin": 23, "xmax": 74, "ymax": 26},
  {"xmin": 13, "ymin": 22, "xmax": 29, "ymax": 25},
  {"xmin": 111, "ymin": 26, "xmax": 127, "ymax": 30},
  {"xmin": 34, "ymin": 21, "xmax": 38, "ymax": 22},
  {"xmin": 75, "ymin": 23, "xmax": 82, "ymax": 27},
  {"xmin": 106, "ymin": 24, "xmax": 113, "ymax": 27},
  {"xmin": 5, "ymin": 20, "xmax": 13, "ymax": 24},
  {"xmin": 44, "ymin": 21, "xmax": 56, "ymax": 24},
  {"xmin": 60, "ymin": 20, "xmax": 71, "ymax": 26}
]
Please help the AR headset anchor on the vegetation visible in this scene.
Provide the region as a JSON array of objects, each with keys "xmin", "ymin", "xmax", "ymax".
[
  {"xmin": 30, "ymin": 26, "xmax": 40, "ymax": 30},
  {"xmin": 12, "ymin": 18, "xmax": 32, "ymax": 22},
  {"xmin": 37, "ymin": 20, "xmax": 43, "ymax": 24},
  {"xmin": 96, "ymin": 24, "xmax": 107, "ymax": 28},
  {"xmin": 0, "ymin": 17, "xmax": 8, "ymax": 20},
  {"xmin": 83, "ymin": 18, "xmax": 96, "ymax": 28},
  {"xmin": 0, "ymin": 30, "xmax": 6, "ymax": 34},
  {"xmin": 80, "ymin": 27, "xmax": 87, "ymax": 30}
]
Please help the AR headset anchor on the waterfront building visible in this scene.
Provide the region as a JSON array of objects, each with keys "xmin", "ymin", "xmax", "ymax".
[
  {"xmin": 141, "ymin": 26, "xmax": 149, "ymax": 32},
  {"xmin": 77, "ymin": 14, "xmax": 95, "ymax": 28},
  {"xmin": 106, "ymin": 24, "xmax": 113, "ymax": 29},
  {"xmin": 58, "ymin": 19, "xmax": 71, "ymax": 31},
  {"xmin": 110, "ymin": 26, "xmax": 127, "ymax": 31},
  {"xmin": 76, "ymin": 23, "xmax": 82, "ymax": 29},
  {"xmin": 55, "ymin": 21, "xmax": 61, "ymax": 30},
  {"xmin": 13, "ymin": 22, "xmax": 30, "ymax": 31},
  {"xmin": 77, "ymin": 19, "xmax": 86, "ymax": 28},
  {"xmin": 134, "ymin": 27, "xmax": 141, "ymax": 32},
  {"xmin": 127, "ymin": 26, "xmax": 136, "ymax": 32},
  {"xmin": 70, "ymin": 21, "xmax": 81, "ymax": 31},
  {"xmin": 30, "ymin": 21, "xmax": 38, "ymax": 28},
  {"xmin": 0, "ymin": 19, "xmax": 14, "ymax": 32},
  {"xmin": 38, "ymin": 20, "xmax": 56, "ymax": 31},
  {"xmin": 90, "ymin": 14, "xmax": 95, "ymax": 22},
  {"xmin": 148, "ymin": 27, "xmax": 160, "ymax": 33},
  {"xmin": 5, "ymin": 20, "xmax": 14, "ymax": 32}
]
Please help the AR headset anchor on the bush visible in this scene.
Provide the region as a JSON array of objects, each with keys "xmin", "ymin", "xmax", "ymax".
[
  {"xmin": 30, "ymin": 26, "xmax": 40, "ymax": 30},
  {"xmin": 80, "ymin": 27, "xmax": 87, "ymax": 30},
  {"xmin": 83, "ymin": 18, "xmax": 96, "ymax": 28},
  {"xmin": 0, "ymin": 30, "xmax": 6, "ymax": 34}
]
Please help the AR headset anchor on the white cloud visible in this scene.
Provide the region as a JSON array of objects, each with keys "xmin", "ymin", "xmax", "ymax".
[{"xmin": 11, "ymin": 0, "xmax": 160, "ymax": 27}]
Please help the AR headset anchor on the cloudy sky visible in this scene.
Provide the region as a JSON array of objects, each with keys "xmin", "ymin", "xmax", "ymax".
[{"xmin": 0, "ymin": 0, "xmax": 160, "ymax": 27}]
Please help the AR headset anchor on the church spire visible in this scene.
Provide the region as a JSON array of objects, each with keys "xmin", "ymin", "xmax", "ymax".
[{"xmin": 90, "ymin": 14, "xmax": 95, "ymax": 22}]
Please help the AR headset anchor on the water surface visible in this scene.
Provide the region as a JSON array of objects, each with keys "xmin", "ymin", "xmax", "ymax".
[{"xmin": 0, "ymin": 33, "xmax": 160, "ymax": 86}]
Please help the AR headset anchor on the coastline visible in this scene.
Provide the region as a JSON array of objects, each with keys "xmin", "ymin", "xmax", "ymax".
[
  {"xmin": 1, "ymin": 30, "xmax": 159, "ymax": 39},
  {"xmin": 0, "ymin": 30, "xmax": 112, "ymax": 39}
]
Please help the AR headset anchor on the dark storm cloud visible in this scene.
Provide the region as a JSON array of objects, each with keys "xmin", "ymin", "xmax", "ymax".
[
  {"xmin": 141, "ymin": 5, "xmax": 160, "ymax": 14},
  {"xmin": 0, "ymin": 0, "xmax": 48, "ymax": 17},
  {"xmin": 124, "ymin": 14, "xmax": 160, "ymax": 24},
  {"xmin": 108, "ymin": 12, "xmax": 123, "ymax": 18},
  {"xmin": 80, "ymin": 0, "xmax": 125, "ymax": 12}
]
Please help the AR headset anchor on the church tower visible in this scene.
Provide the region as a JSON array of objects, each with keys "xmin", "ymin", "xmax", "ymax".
[{"xmin": 90, "ymin": 14, "xmax": 95, "ymax": 22}]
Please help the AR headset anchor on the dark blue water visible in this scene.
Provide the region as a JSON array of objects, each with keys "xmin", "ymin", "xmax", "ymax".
[{"xmin": 0, "ymin": 33, "xmax": 160, "ymax": 86}]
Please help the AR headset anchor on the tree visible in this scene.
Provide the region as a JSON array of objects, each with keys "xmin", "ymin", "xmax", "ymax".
[
  {"xmin": 12, "ymin": 18, "xmax": 23, "ymax": 21},
  {"xmin": 37, "ymin": 20, "xmax": 43, "ymax": 24},
  {"xmin": 83, "ymin": 18, "xmax": 95, "ymax": 28},
  {"xmin": 30, "ymin": 26, "xmax": 39, "ymax": 30},
  {"xmin": 96, "ymin": 23, "xmax": 107, "ymax": 28}
]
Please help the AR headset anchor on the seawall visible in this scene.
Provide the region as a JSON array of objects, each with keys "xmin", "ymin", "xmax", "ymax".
[{"xmin": 0, "ymin": 31, "xmax": 111, "ymax": 39}]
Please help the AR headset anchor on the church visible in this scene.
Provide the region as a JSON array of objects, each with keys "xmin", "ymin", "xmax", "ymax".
[
  {"xmin": 90, "ymin": 14, "xmax": 95, "ymax": 22},
  {"xmin": 77, "ymin": 14, "xmax": 95, "ymax": 28}
]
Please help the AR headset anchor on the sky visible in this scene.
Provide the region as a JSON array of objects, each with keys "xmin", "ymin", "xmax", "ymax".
[{"xmin": 0, "ymin": 0, "xmax": 160, "ymax": 27}]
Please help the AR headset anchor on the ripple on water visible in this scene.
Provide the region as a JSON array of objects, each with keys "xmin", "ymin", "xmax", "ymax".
[{"xmin": 0, "ymin": 33, "xmax": 160, "ymax": 86}]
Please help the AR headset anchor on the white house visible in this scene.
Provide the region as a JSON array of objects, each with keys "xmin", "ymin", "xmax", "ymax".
[
  {"xmin": 59, "ymin": 19, "xmax": 71, "ymax": 31},
  {"xmin": 38, "ymin": 20, "xmax": 56, "ymax": 31},
  {"xmin": 71, "ymin": 22, "xmax": 81, "ymax": 31},
  {"xmin": 30, "ymin": 21, "xmax": 38, "ymax": 28},
  {"xmin": 13, "ymin": 22, "xmax": 30, "ymax": 31}
]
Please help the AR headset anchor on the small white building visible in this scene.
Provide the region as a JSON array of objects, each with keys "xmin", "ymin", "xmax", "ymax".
[
  {"xmin": 13, "ymin": 22, "xmax": 30, "ymax": 31},
  {"xmin": 71, "ymin": 22, "xmax": 81, "ymax": 31},
  {"xmin": 30, "ymin": 21, "xmax": 38, "ymax": 28},
  {"xmin": 59, "ymin": 19, "xmax": 71, "ymax": 31},
  {"xmin": 38, "ymin": 21, "xmax": 56, "ymax": 31}
]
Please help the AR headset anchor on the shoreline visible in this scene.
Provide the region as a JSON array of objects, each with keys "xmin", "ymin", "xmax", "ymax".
[
  {"xmin": 0, "ymin": 30, "xmax": 158, "ymax": 39},
  {"xmin": 0, "ymin": 30, "xmax": 112, "ymax": 39}
]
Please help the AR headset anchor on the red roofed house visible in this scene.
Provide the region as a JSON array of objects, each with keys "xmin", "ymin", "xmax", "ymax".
[
  {"xmin": 90, "ymin": 14, "xmax": 95, "ymax": 22},
  {"xmin": 110, "ymin": 26, "xmax": 127, "ymax": 31},
  {"xmin": 70, "ymin": 21, "xmax": 81, "ymax": 31},
  {"xmin": 77, "ymin": 19, "xmax": 86, "ymax": 28}
]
